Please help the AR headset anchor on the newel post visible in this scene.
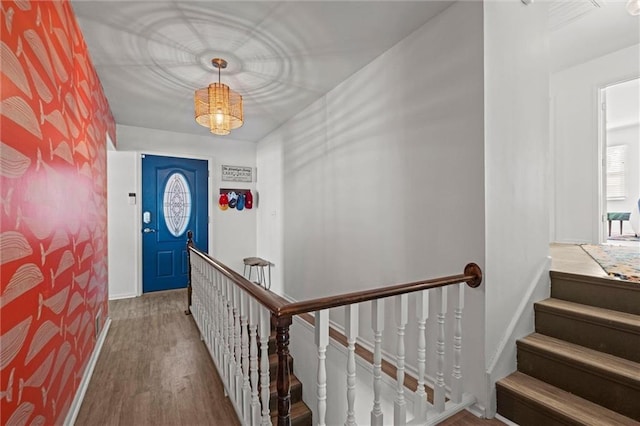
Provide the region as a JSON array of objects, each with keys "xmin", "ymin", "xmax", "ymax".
[
  {"xmin": 185, "ymin": 230, "xmax": 194, "ymax": 315},
  {"xmin": 275, "ymin": 314, "xmax": 293, "ymax": 426}
]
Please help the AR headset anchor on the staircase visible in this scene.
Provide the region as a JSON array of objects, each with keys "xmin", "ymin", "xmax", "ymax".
[
  {"xmin": 265, "ymin": 325, "xmax": 312, "ymax": 425},
  {"xmin": 497, "ymin": 271, "xmax": 640, "ymax": 425}
]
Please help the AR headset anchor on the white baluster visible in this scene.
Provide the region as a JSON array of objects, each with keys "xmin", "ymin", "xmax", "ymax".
[
  {"xmin": 345, "ymin": 304, "xmax": 358, "ymax": 426},
  {"xmin": 315, "ymin": 309, "xmax": 329, "ymax": 426},
  {"xmin": 216, "ymin": 273, "xmax": 223, "ymax": 363},
  {"xmin": 451, "ymin": 283, "xmax": 464, "ymax": 403},
  {"xmin": 434, "ymin": 287, "xmax": 448, "ymax": 412},
  {"xmin": 234, "ymin": 287, "xmax": 243, "ymax": 404},
  {"xmin": 241, "ymin": 291, "xmax": 251, "ymax": 422},
  {"xmin": 259, "ymin": 306, "xmax": 271, "ymax": 425},
  {"xmin": 415, "ymin": 291, "xmax": 429, "ymax": 421},
  {"xmin": 228, "ymin": 281, "xmax": 236, "ymax": 396},
  {"xmin": 224, "ymin": 280, "xmax": 232, "ymax": 390},
  {"xmin": 211, "ymin": 270, "xmax": 218, "ymax": 355},
  {"xmin": 370, "ymin": 299, "xmax": 384, "ymax": 426},
  {"xmin": 394, "ymin": 294, "xmax": 408, "ymax": 426},
  {"xmin": 249, "ymin": 299, "xmax": 261, "ymax": 425}
]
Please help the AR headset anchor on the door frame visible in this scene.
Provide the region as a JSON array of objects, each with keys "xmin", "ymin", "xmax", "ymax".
[
  {"xmin": 597, "ymin": 85, "xmax": 607, "ymax": 244},
  {"xmin": 135, "ymin": 151, "xmax": 213, "ymax": 296},
  {"xmin": 597, "ymin": 76, "xmax": 639, "ymax": 245}
]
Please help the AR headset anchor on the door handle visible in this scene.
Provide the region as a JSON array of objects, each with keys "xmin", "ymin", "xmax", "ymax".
[{"xmin": 143, "ymin": 228, "xmax": 157, "ymax": 233}]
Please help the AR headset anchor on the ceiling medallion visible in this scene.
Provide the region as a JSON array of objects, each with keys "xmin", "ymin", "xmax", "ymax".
[{"xmin": 194, "ymin": 58, "xmax": 244, "ymax": 136}]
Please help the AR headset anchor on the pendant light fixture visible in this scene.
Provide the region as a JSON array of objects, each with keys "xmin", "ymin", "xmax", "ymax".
[
  {"xmin": 194, "ymin": 58, "xmax": 243, "ymax": 136},
  {"xmin": 627, "ymin": 0, "xmax": 640, "ymax": 15}
]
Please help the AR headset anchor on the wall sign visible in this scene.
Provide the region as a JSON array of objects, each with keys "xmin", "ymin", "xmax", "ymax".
[{"xmin": 221, "ymin": 165, "xmax": 253, "ymax": 182}]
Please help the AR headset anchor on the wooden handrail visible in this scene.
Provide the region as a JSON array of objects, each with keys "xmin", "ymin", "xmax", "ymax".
[
  {"xmin": 188, "ymin": 244, "xmax": 482, "ymax": 318},
  {"xmin": 185, "ymin": 232, "xmax": 482, "ymax": 426}
]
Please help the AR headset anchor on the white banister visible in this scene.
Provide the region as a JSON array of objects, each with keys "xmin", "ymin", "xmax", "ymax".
[
  {"xmin": 225, "ymin": 280, "xmax": 234, "ymax": 393},
  {"xmin": 249, "ymin": 299, "xmax": 261, "ymax": 425},
  {"xmin": 188, "ymin": 248, "xmax": 481, "ymax": 426},
  {"xmin": 370, "ymin": 299, "xmax": 384, "ymax": 426},
  {"xmin": 240, "ymin": 291, "xmax": 251, "ymax": 420},
  {"xmin": 415, "ymin": 290, "xmax": 429, "ymax": 421},
  {"xmin": 451, "ymin": 283, "xmax": 464, "ymax": 403},
  {"xmin": 394, "ymin": 294, "xmax": 408, "ymax": 426},
  {"xmin": 345, "ymin": 304, "xmax": 358, "ymax": 426},
  {"xmin": 433, "ymin": 286, "xmax": 448, "ymax": 413},
  {"xmin": 315, "ymin": 309, "xmax": 329, "ymax": 426},
  {"xmin": 259, "ymin": 306, "xmax": 271, "ymax": 425},
  {"xmin": 216, "ymin": 273, "xmax": 223, "ymax": 364},
  {"xmin": 234, "ymin": 287, "xmax": 243, "ymax": 403}
]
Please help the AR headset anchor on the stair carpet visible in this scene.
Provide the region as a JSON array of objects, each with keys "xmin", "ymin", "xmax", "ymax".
[
  {"xmin": 263, "ymin": 331, "xmax": 312, "ymax": 426},
  {"xmin": 497, "ymin": 271, "xmax": 640, "ymax": 426}
]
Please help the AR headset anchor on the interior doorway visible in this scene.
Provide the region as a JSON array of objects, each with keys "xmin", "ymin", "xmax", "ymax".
[{"xmin": 600, "ymin": 77, "xmax": 640, "ymax": 244}]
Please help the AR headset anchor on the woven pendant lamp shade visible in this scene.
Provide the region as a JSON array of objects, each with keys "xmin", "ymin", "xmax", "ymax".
[{"xmin": 194, "ymin": 59, "xmax": 243, "ymax": 136}]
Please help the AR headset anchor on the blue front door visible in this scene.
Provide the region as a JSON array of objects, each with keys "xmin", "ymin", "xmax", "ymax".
[{"xmin": 141, "ymin": 154, "xmax": 208, "ymax": 293}]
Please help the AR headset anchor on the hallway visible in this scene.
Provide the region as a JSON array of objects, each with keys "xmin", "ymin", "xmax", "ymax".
[
  {"xmin": 76, "ymin": 289, "xmax": 507, "ymax": 425},
  {"xmin": 75, "ymin": 290, "xmax": 239, "ymax": 426}
]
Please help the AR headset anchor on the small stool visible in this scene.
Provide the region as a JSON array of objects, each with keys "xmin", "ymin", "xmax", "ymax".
[{"xmin": 243, "ymin": 257, "xmax": 272, "ymax": 289}]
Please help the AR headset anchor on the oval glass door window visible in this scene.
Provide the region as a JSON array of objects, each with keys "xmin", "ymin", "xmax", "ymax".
[{"xmin": 163, "ymin": 172, "xmax": 191, "ymax": 237}]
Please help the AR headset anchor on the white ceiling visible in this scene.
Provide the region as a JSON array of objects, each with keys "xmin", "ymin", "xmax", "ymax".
[
  {"xmin": 549, "ymin": 0, "xmax": 640, "ymax": 72},
  {"xmin": 72, "ymin": 0, "xmax": 640, "ymax": 143},
  {"xmin": 71, "ymin": 1, "xmax": 453, "ymax": 142}
]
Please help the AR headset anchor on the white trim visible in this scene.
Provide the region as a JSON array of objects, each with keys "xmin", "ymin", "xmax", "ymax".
[
  {"xmin": 108, "ymin": 293, "xmax": 137, "ymax": 301},
  {"xmin": 484, "ymin": 257, "xmax": 551, "ymax": 418},
  {"xmin": 494, "ymin": 413, "xmax": 519, "ymax": 425},
  {"xmin": 64, "ymin": 317, "xmax": 112, "ymax": 426},
  {"xmin": 598, "ymin": 87, "xmax": 608, "ymax": 244}
]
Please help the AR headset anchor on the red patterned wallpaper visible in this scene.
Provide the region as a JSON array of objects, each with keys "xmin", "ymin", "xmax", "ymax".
[{"xmin": 1, "ymin": 0, "xmax": 115, "ymax": 424}]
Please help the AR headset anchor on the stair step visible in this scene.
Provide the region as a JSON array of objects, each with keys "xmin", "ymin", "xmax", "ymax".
[
  {"xmin": 270, "ymin": 400, "xmax": 313, "ymax": 426},
  {"xmin": 268, "ymin": 353, "xmax": 293, "ymax": 382},
  {"xmin": 535, "ymin": 298, "xmax": 640, "ymax": 362},
  {"xmin": 497, "ymin": 371, "xmax": 639, "ymax": 426},
  {"xmin": 517, "ymin": 333, "xmax": 640, "ymax": 420},
  {"xmin": 269, "ymin": 375, "xmax": 303, "ymax": 411},
  {"xmin": 550, "ymin": 271, "xmax": 640, "ymax": 315}
]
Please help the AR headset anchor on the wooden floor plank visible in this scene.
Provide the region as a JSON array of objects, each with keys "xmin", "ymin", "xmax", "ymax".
[
  {"xmin": 76, "ymin": 289, "xmax": 499, "ymax": 425},
  {"xmin": 75, "ymin": 289, "xmax": 240, "ymax": 426}
]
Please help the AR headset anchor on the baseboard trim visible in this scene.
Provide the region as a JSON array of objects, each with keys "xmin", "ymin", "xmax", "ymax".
[
  {"xmin": 64, "ymin": 317, "xmax": 112, "ymax": 425},
  {"xmin": 108, "ymin": 293, "xmax": 137, "ymax": 300},
  {"xmin": 485, "ymin": 256, "xmax": 551, "ymax": 417}
]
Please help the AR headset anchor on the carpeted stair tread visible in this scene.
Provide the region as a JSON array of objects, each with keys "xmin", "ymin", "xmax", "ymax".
[
  {"xmin": 270, "ymin": 400, "xmax": 312, "ymax": 426},
  {"xmin": 536, "ymin": 298, "xmax": 640, "ymax": 330},
  {"xmin": 269, "ymin": 375, "xmax": 303, "ymax": 411},
  {"xmin": 535, "ymin": 298, "xmax": 640, "ymax": 362},
  {"xmin": 518, "ymin": 333, "xmax": 640, "ymax": 385},
  {"xmin": 550, "ymin": 271, "xmax": 640, "ymax": 315},
  {"xmin": 268, "ymin": 353, "xmax": 293, "ymax": 369},
  {"xmin": 497, "ymin": 371, "xmax": 639, "ymax": 426}
]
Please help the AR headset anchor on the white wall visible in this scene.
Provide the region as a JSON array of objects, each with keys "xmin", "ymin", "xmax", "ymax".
[
  {"xmin": 256, "ymin": 136, "xmax": 284, "ymax": 295},
  {"xmin": 107, "ymin": 151, "xmax": 139, "ymax": 299},
  {"xmin": 551, "ymin": 44, "xmax": 640, "ymax": 243},
  {"xmin": 257, "ymin": 0, "xmax": 487, "ymax": 414},
  {"xmin": 108, "ymin": 124, "xmax": 257, "ymax": 296},
  {"xmin": 483, "ymin": 0, "xmax": 550, "ymax": 416}
]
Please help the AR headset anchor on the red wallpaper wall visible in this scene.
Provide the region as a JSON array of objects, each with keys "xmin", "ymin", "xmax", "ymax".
[{"xmin": 1, "ymin": 0, "xmax": 115, "ymax": 424}]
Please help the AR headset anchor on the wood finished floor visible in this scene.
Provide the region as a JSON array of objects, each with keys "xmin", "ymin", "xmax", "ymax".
[
  {"xmin": 75, "ymin": 289, "xmax": 240, "ymax": 426},
  {"xmin": 76, "ymin": 289, "xmax": 502, "ymax": 426}
]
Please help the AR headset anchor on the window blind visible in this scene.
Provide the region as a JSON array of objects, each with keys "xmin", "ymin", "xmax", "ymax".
[{"xmin": 606, "ymin": 145, "xmax": 626, "ymax": 200}]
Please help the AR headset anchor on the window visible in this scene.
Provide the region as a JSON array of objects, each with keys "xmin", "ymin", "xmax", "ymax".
[
  {"xmin": 606, "ymin": 145, "xmax": 626, "ymax": 200},
  {"xmin": 163, "ymin": 172, "xmax": 191, "ymax": 237}
]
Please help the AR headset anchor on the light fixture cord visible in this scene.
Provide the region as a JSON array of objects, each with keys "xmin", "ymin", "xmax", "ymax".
[{"xmin": 218, "ymin": 64, "xmax": 221, "ymax": 84}]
